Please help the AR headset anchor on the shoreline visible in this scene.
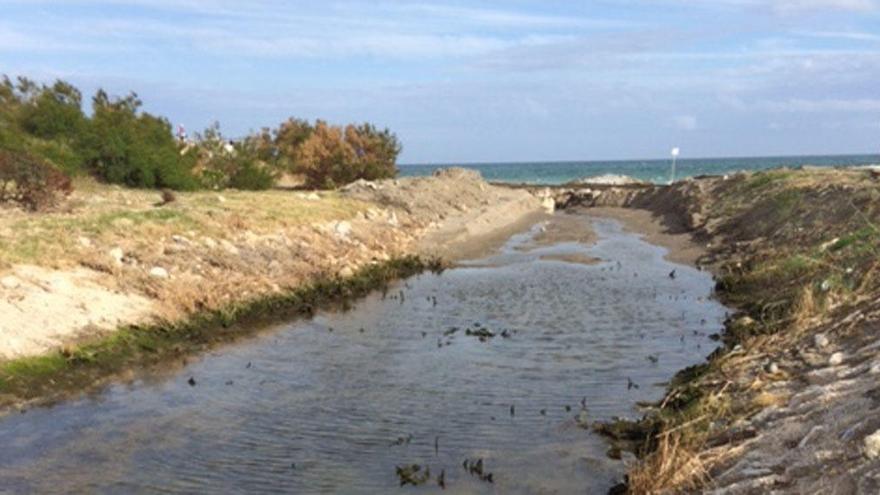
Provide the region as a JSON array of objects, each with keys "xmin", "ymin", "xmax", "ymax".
[
  {"xmin": 0, "ymin": 169, "xmax": 545, "ymax": 410},
  {"xmin": 3, "ymin": 165, "xmax": 880, "ymax": 492},
  {"xmin": 560, "ymin": 166, "xmax": 880, "ymax": 493}
]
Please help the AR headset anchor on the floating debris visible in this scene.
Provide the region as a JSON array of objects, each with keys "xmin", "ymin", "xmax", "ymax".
[
  {"xmin": 443, "ymin": 327, "xmax": 459, "ymax": 336},
  {"xmin": 462, "ymin": 458, "xmax": 494, "ymax": 483},
  {"xmin": 646, "ymin": 354, "xmax": 659, "ymax": 364},
  {"xmin": 187, "ymin": 377, "xmax": 196, "ymax": 387},
  {"xmin": 669, "ymin": 269, "xmax": 676, "ymax": 279},
  {"xmin": 627, "ymin": 377, "xmax": 639, "ymax": 390},
  {"xmin": 606, "ymin": 446, "xmax": 622, "ymax": 460},
  {"xmin": 434, "ymin": 436, "xmax": 439, "ymax": 456},
  {"xmin": 465, "ymin": 327, "xmax": 495, "ymax": 342},
  {"xmin": 510, "ymin": 404, "xmax": 515, "ymax": 417},
  {"xmin": 396, "ymin": 464, "xmax": 430, "ymax": 486},
  {"xmin": 437, "ymin": 469, "xmax": 446, "ymax": 489},
  {"xmin": 390, "ymin": 434, "xmax": 413, "ymax": 446}
]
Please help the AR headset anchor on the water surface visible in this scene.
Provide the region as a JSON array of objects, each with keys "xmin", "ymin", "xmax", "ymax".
[
  {"xmin": 400, "ymin": 154, "xmax": 878, "ymax": 184},
  {"xmin": 0, "ymin": 216, "xmax": 728, "ymax": 494}
]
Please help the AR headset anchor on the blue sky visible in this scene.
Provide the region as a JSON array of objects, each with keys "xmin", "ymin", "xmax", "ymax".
[{"xmin": 1, "ymin": 0, "xmax": 879, "ymax": 163}]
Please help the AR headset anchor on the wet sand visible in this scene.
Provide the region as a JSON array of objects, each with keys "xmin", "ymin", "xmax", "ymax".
[{"xmin": 576, "ymin": 207, "xmax": 706, "ymax": 266}]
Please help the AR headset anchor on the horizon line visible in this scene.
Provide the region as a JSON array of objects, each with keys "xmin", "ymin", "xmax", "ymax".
[{"xmin": 401, "ymin": 151, "xmax": 880, "ymax": 167}]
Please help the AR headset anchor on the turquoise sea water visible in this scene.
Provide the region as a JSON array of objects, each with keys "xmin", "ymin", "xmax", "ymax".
[{"xmin": 399, "ymin": 154, "xmax": 879, "ymax": 185}]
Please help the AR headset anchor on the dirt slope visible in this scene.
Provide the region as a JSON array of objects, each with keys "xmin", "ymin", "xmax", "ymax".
[
  {"xmin": 0, "ymin": 169, "xmax": 541, "ymax": 360},
  {"xmin": 559, "ymin": 167, "xmax": 880, "ymax": 494}
]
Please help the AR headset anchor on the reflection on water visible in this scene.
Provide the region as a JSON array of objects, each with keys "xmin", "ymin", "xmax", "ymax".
[{"xmin": 0, "ymin": 216, "xmax": 728, "ymax": 494}]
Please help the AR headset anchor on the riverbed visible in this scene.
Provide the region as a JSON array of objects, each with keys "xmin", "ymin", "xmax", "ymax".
[{"xmin": 0, "ymin": 214, "xmax": 728, "ymax": 494}]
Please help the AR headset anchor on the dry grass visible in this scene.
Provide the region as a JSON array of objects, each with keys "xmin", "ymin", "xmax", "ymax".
[
  {"xmin": 627, "ymin": 432, "xmax": 711, "ymax": 494},
  {"xmin": 0, "ymin": 178, "xmax": 368, "ymax": 269}
]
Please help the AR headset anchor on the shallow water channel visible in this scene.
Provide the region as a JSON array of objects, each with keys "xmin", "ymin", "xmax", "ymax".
[{"xmin": 0, "ymin": 216, "xmax": 728, "ymax": 494}]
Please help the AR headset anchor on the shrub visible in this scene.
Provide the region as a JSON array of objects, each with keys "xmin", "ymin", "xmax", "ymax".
[
  {"xmin": 192, "ymin": 123, "xmax": 278, "ymax": 191},
  {"xmin": 0, "ymin": 150, "xmax": 72, "ymax": 211},
  {"xmin": 18, "ymin": 80, "xmax": 86, "ymax": 140},
  {"xmin": 227, "ymin": 160, "xmax": 277, "ymax": 190},
  {"xmin": 294, "ymin": 120, "xmax": 400, "ymax": 189},
  {"xmin": 78, "ymin": 90, "xmax": 198, "ymax": 190}
]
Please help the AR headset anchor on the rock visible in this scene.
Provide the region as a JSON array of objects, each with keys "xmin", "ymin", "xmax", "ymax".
[
  {"xmin": 220, "ymin": 240, "xmax": 239, "ymax": 255},
  {"xmin": 864, "ymin": 430, "xmax": 880, "ymax": 459},
  {"xmin": 171, "ymin": 235, "xmax": 191, "ymax": 245},
  {"xmin": 203, "ymin": 237, "xmax": 217, "ymax": 249},
  {"xmin": 216, "ymin": 195, "xmax": 226, "ymax": 203},
  {"xmin": 305, "ymin": 192, "xmax": 321, "ymax": 200},
  {"xmin": 334, "ymin": 221, "xmax": 352, "ymax": 237},
  {"xmin": 814, "ymin": 334, "xmax": 830, "ymax": 348},
  {"xmin": 765, "ymin": 362, "xmax": 780, "ymax": 374},
  {"xmin": 1, "ymin": 275, "xmax": 21, "ymax": 289},
  {"xmin": 149, "ymin": 267, "xmax": 169, "ymax": 279},
  {"xmin": 108, "ymin": 247, "xmax": 124, "ymax": 266},
  {"xmin": 77, "ymin": 236, "xmax": 92, "ymax": 248},
  {"xmin": 541, "ymin": 196, "xmax": 555, "ymax": 214},
  {"xmin": 338, "ymin": 266, "xmax": 354, "ymax": 278},
  {"xmin": 829, "ymin": 352, "xmax": 844, "ymax": 366}
]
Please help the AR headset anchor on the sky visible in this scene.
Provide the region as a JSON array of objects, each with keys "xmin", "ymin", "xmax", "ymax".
[{"xmin": 1, "ymin": 1, "xmax": 879, "ymax": 163}]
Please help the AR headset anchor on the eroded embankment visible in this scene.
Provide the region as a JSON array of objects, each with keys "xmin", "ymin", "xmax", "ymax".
[
  {"xmin": 551, "ymin": 168, "xmax": 880, "ymax": 494},
  {"xmin": 0, "ymin": 168, "xmax": 542, "ymax": 410}
]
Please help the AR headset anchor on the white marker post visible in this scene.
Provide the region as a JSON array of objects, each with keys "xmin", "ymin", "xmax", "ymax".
[{"xmin": 669, "ymin": 147, "xmax": 680, "ymax": 185}]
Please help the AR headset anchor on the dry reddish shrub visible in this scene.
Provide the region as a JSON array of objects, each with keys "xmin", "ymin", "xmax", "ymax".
[{"xmin": 0, "ymin": 149, "xmax": 72, "ymax": 211}]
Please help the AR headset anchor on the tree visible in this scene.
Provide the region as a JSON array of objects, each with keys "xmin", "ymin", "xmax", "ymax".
[
  {"xmin": 78, "ymin": 90, "xmax": 198, "ymax": 190},
  {"xmin": 18, "ymin": 80, "xmax": 86, "ymax": 140}
]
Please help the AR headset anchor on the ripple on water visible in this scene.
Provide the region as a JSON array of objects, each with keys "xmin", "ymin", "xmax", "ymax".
[{"xmin": 0, "ymin": 216, "xmax": 728, "ymax": 494}]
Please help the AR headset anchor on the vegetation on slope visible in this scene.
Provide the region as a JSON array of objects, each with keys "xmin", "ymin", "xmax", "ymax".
[{"xmin": 602, "ymin": 168, "xmax": 880, "ymax": 493}]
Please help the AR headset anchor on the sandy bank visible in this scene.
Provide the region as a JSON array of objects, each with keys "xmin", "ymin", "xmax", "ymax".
[{"xmin": 0, "ymin": 168, "xmax": 541, "ymax": 361}]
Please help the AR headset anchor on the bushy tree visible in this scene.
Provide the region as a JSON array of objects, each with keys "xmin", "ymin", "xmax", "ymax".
[
  {"xmin": 294, "ymin": 120, "xmax": 400, "ymax": 189},
  {"xmin": 18, "ymin": 80, "xmax": 86, "ymax": 140},
  {"xmin": 78, "ymin": 90, "xmax": 198, "ymax": 190}
]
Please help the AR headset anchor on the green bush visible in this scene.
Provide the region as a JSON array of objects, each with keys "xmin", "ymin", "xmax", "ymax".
[
  {"xmin": 78, "ymin": 90, "xmax": 198, "ymax": 190},
  {"xmin": 1, "ymin": 75, "xmax": 402, "ymax": 192},
  {"xmin": 192, "ymin": 123, "xmax": 277, "ymax": 191},
  {"xmin": 18, "ymin": 80, "xmax": 86, "ymax": 140}
]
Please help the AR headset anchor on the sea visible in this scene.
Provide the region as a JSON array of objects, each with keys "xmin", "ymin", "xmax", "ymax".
[{"xmin": 398, "ymin": 154, "xmax": 879, "ymax": 185}]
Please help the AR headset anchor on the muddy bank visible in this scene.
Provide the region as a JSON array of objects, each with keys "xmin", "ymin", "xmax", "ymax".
[
  {"xmin": 550, "ymin": 167, "xmax": 880, "ymax": 493},
  {"xmin": 0, "ymin": 169, "xmax": 542, "ymax": 407}
]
